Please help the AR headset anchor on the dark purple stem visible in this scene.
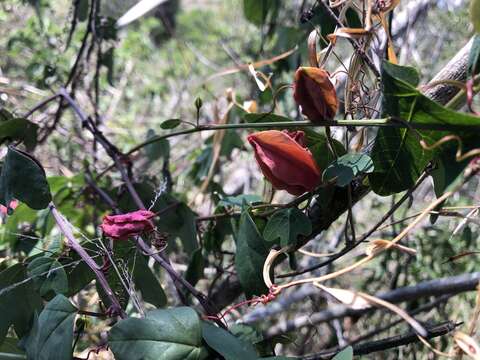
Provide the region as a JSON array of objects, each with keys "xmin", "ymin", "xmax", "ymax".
[
  {"xmin": 49, "ymin": 202, "xmax": 126, "ymax": 318},
  {"xmin": 57, "ymin": 88, "xmax": 222, "ymax": 324}
]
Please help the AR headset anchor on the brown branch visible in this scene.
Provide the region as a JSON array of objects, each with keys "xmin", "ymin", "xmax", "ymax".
[
  {"xmin": 265, "ymin": 272, "xmax": 480, "ymax": 339},
  {"xmin": 49, "ymin": 203, "xmax": 126, "ymax": 318},
  {"xmin": 421, "ymin": 37, "xmax": 473, "ymax": 105},
  {"xmin": 304, "ymin": 321, "xmax": 459, "ymax": 359}
]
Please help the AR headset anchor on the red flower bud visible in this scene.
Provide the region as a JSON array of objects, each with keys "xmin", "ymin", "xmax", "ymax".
[
  {"xmin": 101, "ymin": 210, "xmax": 155, "ymax": 240},
  {"xmin": 293, "ymin": 67, "xmax": 338, "ymax": 123},
  {"xmin": 247, "ymin": 130, "xmax": 321, "ymax": 195}
]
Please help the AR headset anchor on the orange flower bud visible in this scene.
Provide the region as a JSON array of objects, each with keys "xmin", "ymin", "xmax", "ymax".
[
  {"xmin": 247, "ymin": 130, "xmax": 321, "ymax": 195},
  {"xmin": 293, "ymin": 67, "xmax": 338, "ymax": 123}
]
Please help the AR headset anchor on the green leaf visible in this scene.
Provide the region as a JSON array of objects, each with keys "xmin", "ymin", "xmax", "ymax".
[
  {"xmin": 431, "ymin": 140, "xmax": 473, "ymax": 196},
  {"xmin": 133, "ymin": 255, "xmax": 167, "ymax": 308},
  {"xmin": 101, "ymin": 47, "xmax": 115, "ymax": 86},
  {"xmin": 203, "ymin": 212, "xmax": 233, "ymax": 253},
  {"xmin": 229, "ymin": 324, "xmax": 263, "ymax": 345},
  {"xmin": 323, "ymin": 153, "xmax": 374, "ymax": 187},
  {"xmin": 218, "ymin": 195, "xmax": 262, "ymax": 208},
  {"xmin": 160, "ymin": 119, "xmax": 181, "ymax": 130},
  {"xmin": 332, "ymin": 346, "xmax": 353, "ymax": 360},
  {"xmin": 144, "ymin": 129, "xmax": 170, "ymax": 163},
  {"xmin": 0, "ymin": 337, "xmax": 26, "ymax": 358},
  {"xmin": 345, "ymin": 8, "xmax": 362, "ymax": 28},
  {"xmin": 0, "ymin": 118, "xmax": 38, "ymax": 151},
  {"xmin": 185, "ymin": 248, "xmax": 205, "ymax": 288},
  {"xmin": 235, "ymin": 211, "xmax": 269, "ymax": 298},
  {"xmin": 471, "ymin": 0, "xmax": 480, "ymax": 33},
  {"xmin": 244, "ymin": 113, "xmax": 292, "ymax": 125},
  {"xmin": 305, "ymin": 132, "xmax": 346, "ymax": 171},
  {"xmin": 175, "ymin": 204, "xmax": 199, "ymax": 254},
  {"xmin": 0, "ymin": 147, "xmax": 52, "ymax": 210},
  {"xmin": 229, "ymin": 324, "xmax": 279, "ymax": 357},
  {"xmin": 189, "ymin": 146, "xmax": 213, "ymax": 183},
  {"xmin": 76, "ymin": 0, "xmax": 89, "ymax": 21},
  {"xmin": 468, "ymin": 34, "xmax": 480, "ymax": 77},
  {"xmin": 369, "ymin": 61, "xmax": 480, "ymax": 195},
  {"xmin": 201, "ymin": 321, "xmax": 258, "ymax": 360},
  {"xmin": 0, "ymin": 264, "xmax": 42, "ymax": 344},
  {"xmin": 243, "ymin": 0, "xmax": 274, "ymax": 25},
  {"xmin": 21, "ymin": 295, "xmax": 77, "ymax": 360},
  {"xmin": 263, "ymin": 208, "xmax": 311, "ymax": 248},
  {"xmin": 154, "ymin": 202, "xmax": 199, "ymax": 255},
  {"xmin": 61, "ymin": 242, "xmax": 96, "ymax": 297},
  {"xmin": 109, "ymin": 307, "xmax": 208, "ymax": 360},
  {"xmin": 27, "ymin": 257, "xmax": 68, "ymax": 297},
  {"xmin": 0, "ymin": 109, "xmax": 14, "ymax": 122},
  {"xmin": 220, "ymin": 130, "xmax": 244, "ymax": 157},
  {"xmin": 369, "ymin": 126, "xmax": 429, "ymax": 195},
  {"xmin": 0, "ymin": 203, "xmax": 37, "ymax": 246}
]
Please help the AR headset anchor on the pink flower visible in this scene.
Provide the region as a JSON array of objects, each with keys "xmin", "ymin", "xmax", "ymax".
[
  {"xmin": 0, "ymin": 200, "xmax": 18, "ymax": 215},
  {"xmin": 101, "ymin": 210, "xmax": 155, "ymax": 240}
]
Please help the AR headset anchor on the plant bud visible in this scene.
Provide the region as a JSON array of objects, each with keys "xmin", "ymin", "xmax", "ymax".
[
  {"xmin": 247, "ymin": 130, "xmax": 321, "ymax": 195},
  {"xmin": 293, "ymin": 67, "xmax": 338, "ymax": 123}
]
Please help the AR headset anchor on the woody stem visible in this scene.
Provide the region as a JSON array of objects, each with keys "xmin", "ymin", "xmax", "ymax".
[
  {"xmin": 125, "ymin": 116, "xmax": 480, "ymax": 158},
  {"xmin": 49, "ymin": 203, "xmax": 126, "ymax": 318}
]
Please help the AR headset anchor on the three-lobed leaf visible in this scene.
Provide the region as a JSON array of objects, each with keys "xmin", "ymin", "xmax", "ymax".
[
  {"xmin": 369, "ymin": 61, "xmax": 480, "ymax": 196},
  {"xmin": 263, "ymin": 208, "xmax": 312, "ymax": 248},
  {"xmin": 323, "ymin": 153, "xmax": 374, "ymax": 187}
]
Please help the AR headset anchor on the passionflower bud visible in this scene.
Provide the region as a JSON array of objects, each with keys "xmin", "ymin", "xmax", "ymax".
[
  {"xmin": 293, "ymin": 67, "xmax": 338, "ymax": 123},
  {"xmin": 101, "ymin": 210, "xmax": 155, "ymax": 240},
  {"xmin": 247, "ymin": 130, "xmax": 321, "ymax": 195}
]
